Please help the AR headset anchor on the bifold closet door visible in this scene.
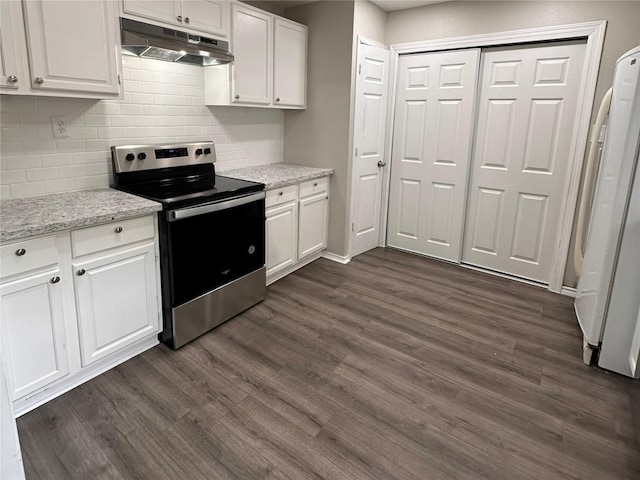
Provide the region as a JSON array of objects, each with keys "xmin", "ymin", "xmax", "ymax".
[
  {"xmin": 387, "ymin": 49, "xmax": 480, "ymax": 261},
  {"xmin": 462, "ymin": 42, "xmax": 586, "ymax": 282}
]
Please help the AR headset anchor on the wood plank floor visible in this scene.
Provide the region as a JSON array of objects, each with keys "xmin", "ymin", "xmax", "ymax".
[{"xmin": 17, "ymin": 248, "xmax": 640, "ymax": 480}]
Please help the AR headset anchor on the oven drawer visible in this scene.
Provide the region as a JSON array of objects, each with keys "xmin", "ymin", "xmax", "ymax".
[
  {"xmin": 0, "ymin": 235, "xmax": 58, "ymax": 279},
  {"xmin": 299, "ymin": 176, "xmax": 328, "ymax": 198},
  {"xmin": 71, "ymin": 215, "xmax": 155, "ymax": 257},
  {"xmin": 266, "ymin": 184, "xmax": 297, "ymax": 208}
]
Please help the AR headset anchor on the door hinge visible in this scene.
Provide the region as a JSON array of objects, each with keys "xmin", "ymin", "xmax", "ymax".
[
  {"xmin": 118, "ymin": 73, "xmax": 122, "ymax": 84},
  {"xmin": 352, "ymin": 223, "xmax": 355, "ymax": 232},
  {"xmin": 355, "ymin": 147, "xmax": 358, "ymax": 157},
  {"xmin": 358, "ymin": 64, "xmax": 361, "ymax": 75}
]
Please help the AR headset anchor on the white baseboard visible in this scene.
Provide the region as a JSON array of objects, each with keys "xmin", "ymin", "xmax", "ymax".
[
  {"xmin": 322, "ymin": 251, "xmax": 351, "ymax": 264},
  {"xmin": 561, "ymin": 286, "xmax": 577, "ymax": 298}
]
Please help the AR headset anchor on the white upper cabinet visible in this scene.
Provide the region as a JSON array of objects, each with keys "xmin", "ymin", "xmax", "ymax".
[
  {"xmin": 0, "ymin": 0, "xmax": 28, "ymax": 93},
  {"xmin": 273, "ymin": 18, "xmax": 307, "ymax": 108},
  {"xmin": 1, "ymin": 0, "xmax": 122, "ymax": 98},
  {"xmin": 205, "ymin": 2, "xmax": 307, "ymax": 109},
  {"xmin": 123, "ymin": 0, "xmax": 229, "ymax": 38},
  {"xmin": 231, "ymin": 3, "xmax": 272, "ymax": 105}
]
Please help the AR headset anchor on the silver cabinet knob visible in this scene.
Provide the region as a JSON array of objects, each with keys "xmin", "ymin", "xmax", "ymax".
[
  {"xmin": 313, "ymin": 182, "xmax": 318, "ymax": 187},
  {"xmin": 377, "ymin": 161, "xmax": 387, "ymax": 168},
  {"xmin": 114, "ymin": 226, "xmax": 123, "ymax": 233},
  {"xmin": 234, "ymin": 94, "xmax": 240, "ymax": 100},
  {"xmin": 184, "ymin": 17, "xmax": 190, "ymax": 24},
  {"xmin": 77, "ymin": 269, "xmax": 86, "ymax": 276},
  {"xmin": 50, "ymin": 276, "xmax": 60, "ymax": 284},
  {"xmin": 177, "ymin": 15, "xmax": 183, "ymax": 22},
  {"xmin": 278, "ymin": 191, "xmax": 283, "ymax": 196},
  {"xmin": 7, "ymin": 75, "xmax": 18, "ymax": 83},
  {"xmin": 275, "ymin": 97, "xmax": 280, "ymax": 102},
  {"xmin": 15, "ymin": 248, "xmax": 26, "ymax": 256},
  {"xmin": 34, "ymin": 77, "xmax": 44, "ymax": 84}
]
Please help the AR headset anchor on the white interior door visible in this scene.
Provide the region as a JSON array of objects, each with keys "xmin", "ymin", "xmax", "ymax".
[
  {"xmin": 387, "ymin": 49, "xmax": 480, "ymax": 261},
  {"xmin": 350, "ymin": 42, "xmax": 390, "ymax": 258},
  {"xmin": 463, "ymin": 42, "xmax": 586, "ymax": 282}
]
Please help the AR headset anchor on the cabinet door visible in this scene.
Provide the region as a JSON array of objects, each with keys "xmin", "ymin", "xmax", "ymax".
[
  {"xmin": 182, "ymin": 0, "xmax": 228, "ymax": 37},
  {"xmin": 22, "ymin": 0, "xmax": 120, "ymax": 95},
  {"xmin": 73, "ymin": 243, "xmax": 159, "ymax": 366},
  {"xmin": 0, "ymin": 269, "xmax": 69, "ymax": 400},
  {"xmin": 298, "ymin": 193, "xmax": 328, "ymax": 259},
  {"xmin": 266, "ymin": 202, "xmax": 297, "ymax": 277},
  {"xmin": 123, "ymin": 0, "xmax": 182, "ymax": 27},
  {"xmin": 231, "ymin": 3, "xmax": 272, "ymax": 105},
  {"xmin": 273, "ymin": 18, "xmax": 307, "ymax": 108},
  {"xmin": 0, "ymin": 0, "xmax": 27, "ymax": 93}
]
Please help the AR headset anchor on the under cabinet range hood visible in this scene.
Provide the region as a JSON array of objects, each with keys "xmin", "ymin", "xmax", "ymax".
[{"xmin": 120, "ymin": 18, "xmax": 233, "ymax": 66}]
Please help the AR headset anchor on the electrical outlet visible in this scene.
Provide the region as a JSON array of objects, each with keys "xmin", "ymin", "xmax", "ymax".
[{"xmin": 51, "ymin": 116, "xmax": 69, "ymax": 139}]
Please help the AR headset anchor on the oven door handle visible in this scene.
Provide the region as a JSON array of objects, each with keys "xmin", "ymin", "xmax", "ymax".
[{"xmin": 167, "ymin": 191, "xmax": 266, "ymax": 221}]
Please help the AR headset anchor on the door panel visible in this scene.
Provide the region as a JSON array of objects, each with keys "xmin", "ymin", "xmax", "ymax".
[
  {"xmin": 387, "ymin": 49, "xmax": 480, "ymax": 261},
  {"xmin": 351, "ymin": 43, "xmax": 390, "ymax": 257},
  {"xmin": 463, "ymin": 42, "xmax": 586, "ymax": 282}
]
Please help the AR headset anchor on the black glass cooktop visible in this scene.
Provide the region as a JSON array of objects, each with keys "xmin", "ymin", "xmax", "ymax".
[{"xmin": 113, "ymin": 164, "xmax": 264, "ymax": 210}]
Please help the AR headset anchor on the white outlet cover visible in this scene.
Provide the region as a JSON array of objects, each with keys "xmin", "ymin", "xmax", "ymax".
[{"xmin": 51, "ymin": 115, "xmax": 69, "ymax": 139}]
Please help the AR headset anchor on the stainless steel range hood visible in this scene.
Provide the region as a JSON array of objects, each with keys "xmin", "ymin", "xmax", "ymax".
[{"xmin": 120, "ymin": 18, "xmax": 233, "ymax": 66}]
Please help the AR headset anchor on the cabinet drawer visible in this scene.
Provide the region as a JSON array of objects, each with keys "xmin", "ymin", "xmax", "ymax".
[
  {"xmin": 299, "ymin": 176, "xmax": 328, "ymax": 198},
  {"xmin": 71, "ymin": 216, "xmax": 155, "ymax": 257},
  {"xmin": 266, "ymin": 184, "xmax": 297, "ymax": 208},
  {"xmin": 0, "ymin": 235, "xmax": 58, "ymax": 279}
]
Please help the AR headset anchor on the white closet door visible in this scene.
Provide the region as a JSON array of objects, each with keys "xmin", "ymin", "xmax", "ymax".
[
  {"xmin": 387, "ymin": 49, "xmax": 480, "ymax": 261},
  {"xmin": 351, "ymin": 43, "xmax": 390, "ymax": 258},
  {"xmin": 463, "ymin": 42, "xmax": 586, "ymax": 282}
]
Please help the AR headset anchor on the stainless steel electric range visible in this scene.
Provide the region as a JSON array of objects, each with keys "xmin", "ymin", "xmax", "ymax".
[{"xmin": 111, "ymin": 141, "xmax": 266, "ymax": 349}]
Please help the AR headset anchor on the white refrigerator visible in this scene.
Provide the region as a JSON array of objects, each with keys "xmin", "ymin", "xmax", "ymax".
[{"xmin": 574, "ymin": 45, "xmax": 640, "ymax": 378}]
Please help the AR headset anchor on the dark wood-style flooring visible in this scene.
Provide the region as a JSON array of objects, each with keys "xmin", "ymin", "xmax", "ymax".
[{"xmin": 17, "ymin": 248, "xmax": 640, "ymax": 479}]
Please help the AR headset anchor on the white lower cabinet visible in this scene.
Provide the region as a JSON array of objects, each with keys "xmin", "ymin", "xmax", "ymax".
[
  {"xmin": 298, "ymin": 192, "xmax": 328, "ymax": 259},
  {"xmin": 265, "ymin": 176, "xmax": 330, "ymax": 284},
  {"xmin": 0, "ymin": 268, "xmax": 69, "ymax": 400},
  {"xmin": 0, "ymin": 214, "xmax": 161, "ymax": 415},
  {"xmin": 73, "ymin": 243, "xmax": 159, "ymax": 366},
  {"xmin": 266, "ymin": 201, "xmax": 297, "ymax": 278}
]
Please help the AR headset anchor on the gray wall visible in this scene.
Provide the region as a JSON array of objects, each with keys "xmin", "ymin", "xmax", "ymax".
[
  {"xmin": 387, "ymin": 1, "xmax": 640, "ymax": 287},
  {"xmin": 283, "ymin": 1, "xmax": 356, "ymax": 258}
]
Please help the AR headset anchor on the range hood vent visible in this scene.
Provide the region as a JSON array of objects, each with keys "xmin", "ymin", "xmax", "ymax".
[{"xmin": 120, "ymin": 18, "xmax": 233, "ymax": 66}]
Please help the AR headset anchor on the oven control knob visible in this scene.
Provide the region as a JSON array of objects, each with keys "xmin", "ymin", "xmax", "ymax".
[
  {"xmin": 204, "ymin": 148, "xmax": 212, "ymax": 155},
  {"xmin": 125, "ymin": 153, "xmax": 135, "ymax": 161},
  {"xmin": 195, "ymin": 148, "xmax": 203, "ymax": 155},
  {"xmin": 138, "ymin": 152, "xmax": 147, "ymax": 160},
  {"xmin": 248, "ymin": 245, "xmax": 256, "ymax": 254}
]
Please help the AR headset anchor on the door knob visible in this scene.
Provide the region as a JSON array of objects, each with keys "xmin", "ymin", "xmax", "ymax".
[
  {"xmin": 177, "ymin": 15, "xmax": 183, "ymax": 22},
  {"xmin": 378, "ymin": 161, "xmax": 387, "ymax": 168},
  {"xmin": 184, "ymin": 17, "xmax": 190, "ymax": 24},
  {"xmin": 50, "ymin": 276, "xmax": 60, "ymax": 284},
  {"xmin": 34, "ymin": 77, "xmax": 44, "ymax": 84},
  {"xmin": 15, "ymin": 248, "xmax": 26, "ymax": 256},
  {"xmin": 7, "ymin": 75, "xmax": 17, "ymax": 83},
  {"xmin": 77, "ymin": 269, "xmax": 86, "ymax": 276}
]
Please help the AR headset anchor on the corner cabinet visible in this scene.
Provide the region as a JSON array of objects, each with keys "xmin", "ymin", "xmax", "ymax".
[
  {"xmin": 122, "ymin": 0, "xmax": 228, "ymax": 38},
  {"xmin": 205, "ymin": 3, "xmax": 307, "ymax": 109},
  {"xmin": 0, "ymin": 0, "xmax": 122, "ymax": 98},
  {"xmin": 266, "ymin": 177, "xmax": 330, "ymax": 284},
  {"xmin": 0, "ymin": 215, "xmax": 161, "ymax": 416}
]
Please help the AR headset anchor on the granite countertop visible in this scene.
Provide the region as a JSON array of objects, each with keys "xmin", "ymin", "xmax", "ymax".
[
  {"xmin": 221, "ymin": 163, "xmax": 334, "ymax": 189},
  {"xmin": 0, "ymin": 189, "xmax": 162, "ymax": 242}
]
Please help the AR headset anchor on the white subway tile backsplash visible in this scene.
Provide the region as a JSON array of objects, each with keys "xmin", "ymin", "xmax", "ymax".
[
  {"xmin": 0, "ymin": 57, "xmax": 284, "ymax": 199},
  {"xmin": 11, "ymin": 181, "xmax": 45, "ymax": 198}
]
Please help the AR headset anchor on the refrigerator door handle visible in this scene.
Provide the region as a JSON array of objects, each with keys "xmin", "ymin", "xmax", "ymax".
[{"xmin": 574, "ymin": 87, "xmax": 613, "ymax": 278}]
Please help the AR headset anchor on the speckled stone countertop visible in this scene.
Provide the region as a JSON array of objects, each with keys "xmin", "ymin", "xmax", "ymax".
[
  {"xmin": 221, "ymin": 163, "xmax": 334, "ymax": 189},
  {"xmin": 0, "ymin": 189, "xmax": 162, "ymax": 242}
]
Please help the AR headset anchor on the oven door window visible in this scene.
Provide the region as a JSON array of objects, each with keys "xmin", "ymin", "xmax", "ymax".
[{"xmin": 167, "ymin": 199, "xmax": 265, "ymax": 307}]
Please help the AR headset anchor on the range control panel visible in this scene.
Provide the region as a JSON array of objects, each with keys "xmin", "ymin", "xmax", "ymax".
[{"xmin": 111, "ymin": 141, "xmax": 216, "ymax": 173}]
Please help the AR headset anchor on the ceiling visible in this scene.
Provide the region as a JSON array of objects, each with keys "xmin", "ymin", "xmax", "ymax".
[{"xmin": 265, "ymin": 0, "xmax": 450, "ymax": 13}]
